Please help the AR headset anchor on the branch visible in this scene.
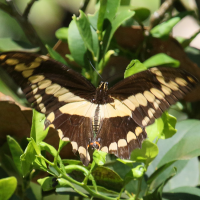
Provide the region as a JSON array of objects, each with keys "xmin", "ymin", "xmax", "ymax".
[
  {"xmin": 80, "ymin": 0, "xmax": 90, "ymax": 13},
  {"xmin": 149, "ymin": 0, "xmax": 178, "ymax": 30},
  {"xmin": 0, "ymin": 0, "xmax": 47, "ymax": 54},
  {"xmin": 23, "ymin": 0, "xmax": 37, "ymax": 19}
]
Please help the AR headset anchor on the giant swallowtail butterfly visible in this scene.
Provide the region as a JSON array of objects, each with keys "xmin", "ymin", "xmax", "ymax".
[{"xmin": 0, "ymin": 52, "xmax": 198, "ymax": 165}]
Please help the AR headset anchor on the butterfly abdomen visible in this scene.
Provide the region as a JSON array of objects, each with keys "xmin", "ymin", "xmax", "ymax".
[{"xmin": 92, "ymin": 105, "xmax": 101, "ymax": 136}]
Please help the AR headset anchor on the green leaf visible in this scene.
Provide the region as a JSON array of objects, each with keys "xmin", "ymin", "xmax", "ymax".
[
  {"xmin": 130, "ymin": 140, "xmax": 159, "ymax": 166},
  {"xmin": 91, "ymin": 166, "xmax": 124, "ymax": 192},
  {"xmin": 143, "ymin": 53, "xmax": 180, "ymax": 68},
  {"xmin": 56, "ymin": 180, "xmax": 88, "ymax": 197},
  {"xmin": 158, "ymin": 120, "xmax": 200, "ymax": 167},
  {"xmin": 0, "ymin": 38, "xmax": 39, "ymax": 52},
  {"xmin": 90, "ymin": 25, "xmax": 99, "ymax": 58},
  {"xmin": 149, "ymin": 160, "xmax": 188, "ymax": 191},
  {"xmin": 133, "ymin": 7, "xmax": 151, "ymax": 22},
  {"xmin": 57, "ymin": 178, "xmax": 70, "ymax": 187},
  {"xmin": 125, "ymin": 165, "xmax": 145, "ymax": 183},
  {"xmin": 159, "ymin": 112, "xmax": 177, "ymax": 139},
  {"xmin": 164, "ymin": 158, "xmax": 199, "ymax": 191},
  {"xmin": 7, "ymin": 135, "xmax": 23, "ymax": 176},
  {"xmin": 119, "ymin": 6, "xmax": 150, "ymax": 22},
  {"xmin": 124, "ymin": 60, "xmax": 147, "ymax": 78},
  {"xmin": 97, "ymin": 0, "xmax": 107, "ymax": 34},
  {"xmin": 32, "ymin": 156, "xmax": 47, "ymax": 172},
  {"xmin": 98, "ymin": 50, "xmax": 114, "ymax": 73},
  {"xmin": 147, "ymin": 161, "xmax": 175, "ymax": 185},
  {"xmin": 93, "ymin": 150, "xmax": 107, "ymax": 165},
  {"xmin": 30, "ymin": 138, "xmax": 41, "ymax": 156},
  {"xmin": 176, "ymin": 30, "xmax": 200, "ymax": 48},
  {"xmin": 0, "ymin": 177, "xmax": 17, "ymax": 200},
  {"xmin": 103, "ymin": 9, "xmax": 135, "ymax": 57},
  {"xmin": 146, "ymin": 117, "xmax": 164, "ymax": 142},
  {"xmin": 88, "ymin": 185, "xmax": 129, "ymax": 198},
  {"xmin": 117, "ymin": 158, "xmax": 135, "ymax": 168},
  {"xmin": 88, "ymin": 11, "xmax": 99, "ymax": 30},
  {"xmin": 68, "ymin": 20, "xmax": 87, "ymax": 67},
  {"xmin": 144, "ymin": 168, "xmax": 177, "ymax": 200},
  {"xmin": 55, "ymin": 27, "xmax": 68, "ymax": 42},
  {"xmin": 97, "ymin": 0, "xmax": 120, "ymax": 35},
  {"xmin": 40, "ymin": 142, "xmax": 60, "ymax": 161},
  {"xmin": 30, "ymin": 109, "xmax": 49, "ymax": 145},
  {"xmin": 163, "ymin": 186, "xmax": 200, "ymax": 199},
  {"xmin": 38, "ymin": 177, "xmax": 55, "ymax": 191},
  {"xmin": 46, "ymin": 45, "xmax": 67, "ymax": 65},
  {"xmin": 74, "ymin": 10, "xmax": 94, "ymax": 57},
  {"xmin": 20, "ymin": 141, "xmax": 36, "ymax": 176},
  {"xmin": 150, "ymin": 11, "xmax": 193, "ymax": 40}
]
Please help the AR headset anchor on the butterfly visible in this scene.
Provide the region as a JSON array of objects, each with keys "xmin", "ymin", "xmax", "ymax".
[{"xmin": 0, "ymin": 51, "xmax": 198, "ymax": 165}]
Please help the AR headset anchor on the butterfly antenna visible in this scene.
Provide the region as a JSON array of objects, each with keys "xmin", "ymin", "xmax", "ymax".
[{"xmin": 89, "ymin": 60, "xmax": 103, "ymax": 80}]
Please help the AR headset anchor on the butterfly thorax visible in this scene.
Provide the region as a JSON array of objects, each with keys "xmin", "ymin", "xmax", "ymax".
[{"xmin": 92, "ymin": 82, "xmax": 113, "ymax": 104}]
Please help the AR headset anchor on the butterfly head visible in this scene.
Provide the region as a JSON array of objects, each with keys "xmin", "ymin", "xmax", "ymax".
[
  {"xmin": 98, "ymin": 81, "xmax": 108, "ymax": 91},
  {"xmin": 93, "ymin": 82, "xmax": 111, "ymax": 104}
]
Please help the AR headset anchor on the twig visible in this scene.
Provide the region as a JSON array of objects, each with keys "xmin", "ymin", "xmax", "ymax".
[
  {"xmin": 0, "ymin": 0, "xmax": 47, "ymax": 54},
  {"xmin": 80, "ymin": 0, "xmax": 90, "ymax": 13},
  {"xmin": 149, "ymin": 0, "xmax": 178, "ymax": 30},
  {"xmin": 23, "ymin": 0, "xmax": 37, "ymax": 19}
]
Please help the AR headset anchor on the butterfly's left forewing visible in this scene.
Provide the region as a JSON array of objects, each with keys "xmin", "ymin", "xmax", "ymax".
[{"xmin": 0, "ymin": 52, "xmax": 96, "ymax": 165}]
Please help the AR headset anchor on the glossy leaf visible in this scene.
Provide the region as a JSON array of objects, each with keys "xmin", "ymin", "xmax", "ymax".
[
  {"xmin": 30, "ymin": 110, "xmax": 49, "ymax": 145},
  {"xmin": 97, "ymin": 0, "xmax": 120, "ymax": 35},
  {"xmin": 159, "ymin": 112, "xmax": 177, "ymax": 139},
  {"xmin": 55, "ymin": 27, "xmax": 68, "ymax": 42},
  {"xmin": 0, "ymin": 38, "xmax": 39, "ymax": 52},
  {"xmin": 130, "ymin": 140, "xmax": 159, "ymax": 166},
  {"xmin": 0, "ymin": 177, "xmax": 17, "ymax": 200},
  {"xmin": 40, "ymin": 142, "xmax": 61, "ymax": 162},
  {"xmin": 125, "ymin": 165, "xmax": 145, "ymax": 183},
  {"xmin": 74, "ymin": 10, "xmax": 94, "ymax": 57},
  {"xmin": 91, "ymin": 166, "xmax": 124, "ymax": 192},
  {"xmin": 124, "ymin": 60, "xmax": 147, "ymax": 78},
  {"xmin": 163, "ymin": 186, "xmax": 200, "ymax": 200},
  {"xmin": 144, "ymin": 168, "xmax": 176, "ymax": 200},
  {"xmin": 119, "ymin": 6, "xmax": 150, "ymax": 22},
  {"xmin": 158, "ymin": 120, "xmax": 200, "ymax": 167},
  {"xmin": 176, "ymin": 30, "xmax": 200, "ymax": 48},
  {"xmin": 38, "ymin": 177, "xmax": 55, "ymax": 191},
  {"xmin": 103, "ymin": 10, "xmax": 135, "ymax": 57},
  {"xmin": 97, "ymin": 0, "xmax": 107, "ymax": 34},
  {"xmin": 146, "ymin": 117, "xmax": 164, "ymax": 142},
  {"xmin": 93, "ymin": 150, "xmax": 107, "ymax": 165},
  {"xmin": 164, "ymin": 158, "xmax": 199, "ymax": 191},
  {"xmin": 150, "ymin": 11, "xmax": 193, "ymax": 40},
  {"xmin": 20, "ymin": 141, "xmax": 36, "ymax": 176},
  {"xmin": 133, "ymin": 7, "xmax": 151, "ymax": 22},
  {"xmin": 7, "ymin": 135, "xmax": 23, "ymax": 176},
  {"xmin": 68, "ymin": 20, "xmax": 87, "ymax": 67},
  {"xmin": 46, "ymin": 45, "xmax": 67, "ymax": 65},
  {"xmin": 98, "ymin": 50, "xmax": 114, "ymax": 72},
  {"xmin": 143, "ymin": 53, "xmax": 180, "ymax": 68},
  {"xmin": 147, "ymin": 161, "xmax": 175, "ymax": 185}
]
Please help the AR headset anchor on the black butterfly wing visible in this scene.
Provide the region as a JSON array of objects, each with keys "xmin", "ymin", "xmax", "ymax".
[
  {"xmin": 95, "ymin": 67, "xmax": 198, "ymax": 159},
  {"xmin": 0, "ymin": 52, "xmax": 96, "ymax": 165}
]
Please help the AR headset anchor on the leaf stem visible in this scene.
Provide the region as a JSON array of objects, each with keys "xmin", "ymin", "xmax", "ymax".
[{"xmin": 135, "ymin": 178, "xmax": 142, "ymax": 200}]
